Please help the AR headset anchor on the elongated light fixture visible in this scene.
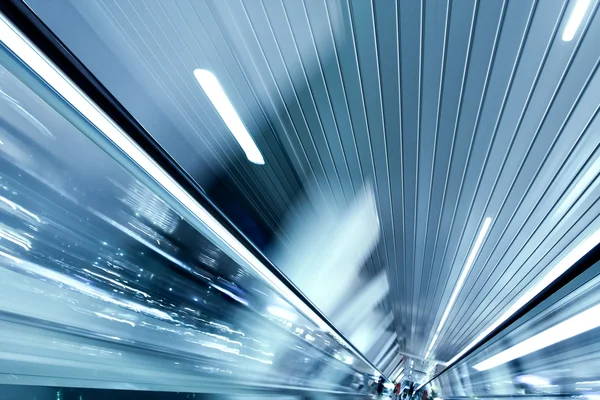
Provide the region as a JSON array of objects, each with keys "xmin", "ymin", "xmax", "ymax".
[
  {"xmin": 474, "ymin": 303, "xmax": 600, "ymax": 371},
  {"xmin": 562, "ymin": 0, "xmax": 591, "ymax": 41},
  {"xmin": 0, "ymin": 11, "xmax": 384, "ymax": 375},
  {"xmin": 193, "ymin": 69, "xmax": 264, "ymax": 165},
  {"xmin": 424, "ymin": 217, "xmax": 493, "ymax": 359}
]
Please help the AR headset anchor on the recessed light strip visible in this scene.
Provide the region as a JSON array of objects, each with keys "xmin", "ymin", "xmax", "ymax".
[
  {"xmin": 193, "ymin": 69, "xmax": 264, "ymax": 165},
  {"xmin": 474, "ymin": 302, "xmax": 600, "ymax": 371},
  {"xmin": 562, "ymin": 0, "xmax": 592, "ymax": 41},
  {"xmin": 424, "ymin": 217, "xmax": 493, "ymax": 358},
  {"xmin": 0, "ymin": 11, "xmax": 378, "ymax": 374}
]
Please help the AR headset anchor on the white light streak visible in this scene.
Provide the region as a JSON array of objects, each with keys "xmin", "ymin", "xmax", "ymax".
[
  {"xmin": 562, "ymin": 0, "xmax": 592, "ymax": 41},
  {"xmin": 193, "ymin": 69, "xmax": 264, "ymax": 165}
]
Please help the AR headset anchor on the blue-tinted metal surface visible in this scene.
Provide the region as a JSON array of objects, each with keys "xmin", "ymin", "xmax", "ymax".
[
  {"xmin": 423, "ymin": 259, "xmax": 600, "ymax": 398},
  {"xmin": 0, "ymin": 41, "xmax": 373, "ymax": 396}
]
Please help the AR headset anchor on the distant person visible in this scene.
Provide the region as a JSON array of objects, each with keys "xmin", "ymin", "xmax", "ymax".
[
  {"xmin": 377, "ymin": 376, "xmax": 385, "ymax": 397},
  {"xmin": 394, "ymin": 382, "xmax": 401, "ymax": 399}
]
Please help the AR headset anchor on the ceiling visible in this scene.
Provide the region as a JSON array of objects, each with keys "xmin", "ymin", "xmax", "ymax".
[{"xmin": 25, "ymin": 0, "xmax": 600, "ymax": 380}]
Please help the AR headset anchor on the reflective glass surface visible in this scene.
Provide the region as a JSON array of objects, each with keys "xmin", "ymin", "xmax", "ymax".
[
  {"xmin": 0, "ymin": 39, "xmax": 373, "ymax": 396},
  {"xmin": 423, "ymin": 259, "xmax": 600, "ymax": 399}
]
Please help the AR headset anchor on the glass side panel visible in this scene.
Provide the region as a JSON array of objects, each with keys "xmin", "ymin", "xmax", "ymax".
[
  {"xmin": 0, "ymin": 39, "xmax": 371, "ymax": 396},
  {"xmin": 423, "ymin": 260, "xmax": 600, "ymax": 399}
]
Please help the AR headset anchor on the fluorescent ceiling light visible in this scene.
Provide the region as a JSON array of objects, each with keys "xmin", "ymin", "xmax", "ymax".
[
  {"xmin": 474, "ymin": 303, "xmax": 600, "ymax": 371},
  {"xmin": 193, "ymin": 69, "xmax": 264, "ymax": 165},
  {"xmin": 267, "ymin": 305, "xmax": 297, "ymax": 322},
  {"xmin": 424, "ymin": 217, "xmax": 493, "ymax": 357},
  {"xmin": 0, "ymin": 11, "xmax": 384, "ymax": 375},
  {"xmin": 447, "ymin": 224, "xmax": 600, "ymax": 366},
  {"xmin": 562, "ymin": 0, "xmax": 591, "ymax": 41}
]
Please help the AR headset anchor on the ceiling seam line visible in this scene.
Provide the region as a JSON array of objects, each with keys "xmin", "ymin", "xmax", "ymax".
[
  {"xmin": 445, "ymin": 0, "xmax": 599, "ymax": 345},
  {"xmin": 199, "ymin": 1, "xmax": 308, "ymax": 206},
  {"xmin": 279, "ymin": 0, "xmax": 350, "ymax": 206},
  {"xmin": 298, "ymin": 0, "xmax": 357, "ymax": 200},
  {"xmin": 448, "ymin": 54, "xmax": 600, "ymax": 349},
  {"xmin": 427, "ymin": 0, "xmax": 508, "ymax": 352},
  {"xmin": 100, "ymin": 0, "xmax": 282, "ymax": 228},
  {"xmin": 417, "ymin": 0, "xmax": 451, "ymax": 354},
  {"xmin": 253, "ymin": 0, "xmax": 337, "ymax": 203},
  {"xmin": 218, "ymin": 0, "xmax": 324, "ymax": 205},
  {"xmin": 370, "ymin": 0, "xmax": 401, "ymax": 355},
  {"xmin": 421, "ymin": 0, "xmax": 480, "ymax": 357}
]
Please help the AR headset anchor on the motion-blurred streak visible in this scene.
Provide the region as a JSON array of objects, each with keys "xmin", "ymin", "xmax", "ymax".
[
  {"xmin": 270, "ymin": 183, "xmax": 382, "ymax": 331},
  {"xmin": 349, "ymin": 311, "xmax": 394, "ymax": 355},
  {"xmin": 423, "ymin": 258, "xmax": 600, "ymax": 398},
  {"xmin": 0, "ymin": 39, "xmax": 373, "ymax": 394},
  {"xmin": 0, "ymin": 87, "xmax": 53, "ymax": 138},
  {"xmin": 334, "ymin": 271, "xmax": 389, "ymax": 336},
  {"xmin": 0, "ymin": 195, "xmax": 41, "ymax": 224}
]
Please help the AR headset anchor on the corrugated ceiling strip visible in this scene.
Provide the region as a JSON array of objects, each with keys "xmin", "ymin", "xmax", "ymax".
[
  {"xmin": 442, "ymin": 0, "xmax": 598, "ymax": 353},
  {"xmin": 323, "ymin": 0, "xmax": 368, "ymax": 192},
  {"xmin": 434, "ymin": 0, "xmax": 539, "ymax": 349},
  {"xmin": 191, "ymin": 1, "xmax": 306, "ymax": 212},
  {"xmin": 276, "ymin": 0, "xmax": 349, "ymax": 206},
  {"xmin": 96, "ymin": 0, "xmax": 285, "ymax": 232},
  {"xmin": 211, "ymin": 0, "xmax": 323, "ymax": 201},
  {"xmin": 251, "ymin": 0, "xmax": 338, "ymax": 202},
  {"xmin": 426, "ymin": 0, "xmax": 508, "ymax": 354},
  {"xmin": 335, "ymin": 0, "xmax": 396, "ymax": 333},
  {"xmin": 415, "ymin": 0, "xmax": 451, "ymax": 356},
  {"xmin": 177, "ymin": 0, "xmax": 296, "ymax": 218},
  {"xmin": 293, "ymin": 0, "xmax": 357, "ymax": 200},
  {"xmin": 410, "ymin": 0, "xmax": 425, "ymax": 350},
  {"xmin": 449, "ymin": 59, "xmax": 600, "ymax": 351},
  {"xmin": 368, "ymin": 0, "xmax": 404, "ymax": 350},
  {"xmin": 421, "ymin": 0, "xmax": 479, "ymax": 356}
]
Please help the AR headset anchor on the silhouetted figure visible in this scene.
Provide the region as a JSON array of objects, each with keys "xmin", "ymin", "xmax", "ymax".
[{"xmin": 377, "ymin": 376, "xmax": 385, "ymax": 396}]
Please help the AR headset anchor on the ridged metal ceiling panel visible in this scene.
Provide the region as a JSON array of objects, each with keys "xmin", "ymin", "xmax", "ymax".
[{"xmin": 26, "ymin": 0, "xmax": 600, "ymax": 376}]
